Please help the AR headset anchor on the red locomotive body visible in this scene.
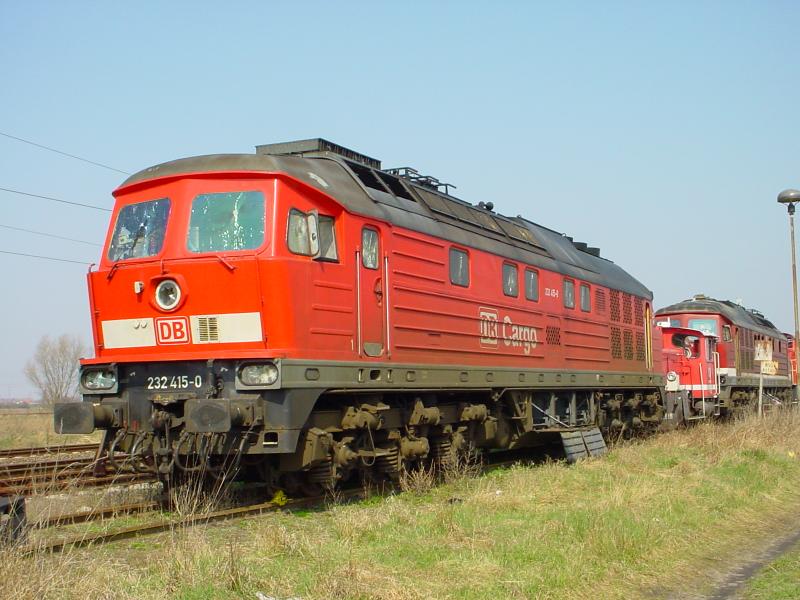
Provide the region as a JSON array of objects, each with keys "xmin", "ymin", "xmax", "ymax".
[
  {"xmin": 658, "ymin": 325, "xmax": 719, "ymax": 420},
  {"xmin": 55, "ymin": 139, "xmax": 666, "ymax": 487},
  {"xmin": 656, "ymin": 295, "xmax": 793, "ymax": 412}
]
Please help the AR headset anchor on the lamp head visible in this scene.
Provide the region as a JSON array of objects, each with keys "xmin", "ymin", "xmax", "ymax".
[{"xmin": 778, "ymin": 189, "xmax": 800, "ymax": 204}]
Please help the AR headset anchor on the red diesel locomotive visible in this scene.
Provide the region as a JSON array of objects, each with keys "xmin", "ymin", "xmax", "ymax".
[
  {"xmin": 55, "ymin": 139, "xmax": 668, "ymax": 489},
  {"xmin": 656, "ymin": 295, "xmax": 794, "ymax": 413}
]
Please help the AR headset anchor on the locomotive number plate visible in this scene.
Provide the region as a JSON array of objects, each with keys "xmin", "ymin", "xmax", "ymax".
[{"xmin": 146, "ymin": 375, "xmax": 204, "ymax": 390}]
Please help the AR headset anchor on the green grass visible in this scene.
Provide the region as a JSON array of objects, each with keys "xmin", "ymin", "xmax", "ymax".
[
  {"xmin": 4, "ymin": 411, "xmax": 800, "ymax": 599},
  {"xmin": 744, "ymin": 545, "xmax": 800, "ymax": 600}
]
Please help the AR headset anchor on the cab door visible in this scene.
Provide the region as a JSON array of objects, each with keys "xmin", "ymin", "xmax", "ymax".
[{"xmin": 358, "ymin": 226, "xmax": 385, "ymax": 357}]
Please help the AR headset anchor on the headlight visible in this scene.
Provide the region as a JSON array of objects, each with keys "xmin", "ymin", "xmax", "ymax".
[
  {"xmin": 239, "ymin": 363, "xmax": 279, "ymax": 386},
  {"xmin": 155, "ymin": 279, "xmax": 181, "ymax": 311},
  {"xmin": 666, "ymin": 371, "xmax": 678, "ymax": 382},
  {"xmin": 82, "ymin": 369, "xmax": 117, "ymax": 390}
]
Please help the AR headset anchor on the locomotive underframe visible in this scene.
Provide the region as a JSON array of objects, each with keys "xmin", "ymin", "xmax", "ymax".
[{"xmin": 56, "ymin": 359, "xmax": 665, "ymax": 487}]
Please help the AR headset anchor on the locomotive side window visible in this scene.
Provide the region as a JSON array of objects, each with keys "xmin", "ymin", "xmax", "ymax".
[
  {"xmin": 288, "ymin": 209, "xmax": 338, "ymax": 260},
  {"xmin": 188, "ymin": 191, "xmax": 264, "ymax": 253},
  {"xmin": 722, "ymin": 325, "xmax": 732, "ymax": 342},
  {"xmin": 362, "ymin": 228, "xmax": 379, "ymax": 269},
  {"xmin": 580, "ymin": 283, "xmax": 591, "ymax": 312},
  {"xmin": 563, "ymin": 279, "xmax": 575, "ymax": 309},
  {"xmin": 107, "ymin": 197, "xmax": 170, "ymax": 262},
  {"xmin": 317, "ymin": 215, "xmax": 338, "ymax": 261},
  {"xmin": 288, "ymin": 209, "xmax": 311, "ymax": 255},
  {"xmin": 524, "ymin": 269, "xmax": 539, "ymax": 301},
  {"xmin": 503, "ymin": 263, "xmax": 518, "ymax": 297},
  {"xmin": 449, "ymin": 248, "xmax": 470, "ymax": 287}
]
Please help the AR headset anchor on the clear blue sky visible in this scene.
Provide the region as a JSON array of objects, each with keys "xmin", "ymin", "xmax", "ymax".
[{"xmin": 1, "ymin": 1, "xmax": 798, "ymax": 397}]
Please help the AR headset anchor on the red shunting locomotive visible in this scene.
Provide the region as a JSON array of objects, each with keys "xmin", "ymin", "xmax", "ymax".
[
  {"xmin": 656, "ymin": 295, "xmax": 794, "ymax": 418},
  {"xmin": 55, "ymin": 139, "xmax": 672, "ymax": 489}
]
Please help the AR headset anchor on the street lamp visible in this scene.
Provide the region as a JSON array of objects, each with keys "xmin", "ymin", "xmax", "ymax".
[{"xmin": 778, "ymin": 189, "xmax": 800, "ymax": 401}]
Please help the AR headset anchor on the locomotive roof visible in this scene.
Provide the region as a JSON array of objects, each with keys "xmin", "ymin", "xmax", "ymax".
[
  {"xmin": 656, "ymin": 296, "xmax": 783, "ymax": 339},
  {"xmin": 120, "ymin": 150, "xmax": 652, "ymax": 299}
]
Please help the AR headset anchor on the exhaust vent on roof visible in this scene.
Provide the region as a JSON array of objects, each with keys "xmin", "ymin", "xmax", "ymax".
[{"xmin": 256, "ymin": 138, "xmax": 381, "ymax": 169}]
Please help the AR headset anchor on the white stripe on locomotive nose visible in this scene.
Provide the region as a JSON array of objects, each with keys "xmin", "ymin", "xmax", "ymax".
[
  {"xmin": 102, "ymin": 318, "xmax": 156, "ymax": 348},
  {"xmin": 100, "ymin": 312, "xmax": 263, "ymax": 349},
  {"xmin": 189, "ymin": 312, "xmax": 262, "ymax": 344}
]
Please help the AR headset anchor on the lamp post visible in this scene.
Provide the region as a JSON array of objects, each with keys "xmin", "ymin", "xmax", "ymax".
[{"xmin": 778, "ymin": 189, "xmax": 800, "ymax": 402}]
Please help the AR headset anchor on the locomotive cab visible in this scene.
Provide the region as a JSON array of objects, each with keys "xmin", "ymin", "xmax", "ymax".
[{"xmin": 659, "ymin": 324, "xmax": 720, "ymax": 420}]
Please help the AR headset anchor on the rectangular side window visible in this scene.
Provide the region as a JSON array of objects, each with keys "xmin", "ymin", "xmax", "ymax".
[
  {"xmin": 449, "ymin": 248, "xmax": 469, "ymax": 287},
  {"xmin": 722, "ymin": 325, "xmax": 732, "ymax": 342},
  {"xmin": 524, "ymin": 269, "xmax": 539, "ymax": 301},
  {"xmin": 288, "ymin": 208, "xmax": 311, "ymax": 255},
  {"xmin": 580, "ymin": 283, "xmax": 591, "ymax": 312},
  {"xmin": 503, "ymin": 263, "xmax": 518, "ymax": 297},
  {"xmin": 362, "ymin": 227, "xmax": 379, "ymax": 269},
  {"xmin": 318, "ymin": 215, "xmax": 338, "ymax": 261},
  {"xmin": 563, "ymin": 279, "xmax": 575, "ymax": 309}
]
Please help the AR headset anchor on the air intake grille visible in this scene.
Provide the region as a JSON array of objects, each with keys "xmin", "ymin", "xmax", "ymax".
[
  {"xmin": 546, "ymin": 326, "xmax": 562, "ymax": 345},
  {"xmin": 623, "ymin": 294, "xmax": 633, "ymax": 325},
  {"xmin": 624, "ymin": 330, "xmax": 634, "ymax": 361},
  {"xmin": 610, "ymin": 290, "xmax": 621, "ymax": 322},
  {"xmin": 634, "ymin": 297, "xmax": 644, "ymax": 325},
  {"xmin": 611, "ymin": 327, "xmax": 622, "ymax": 359},
  {"xmin": 197, "ymin": 317, "xmax": 219, "ymax": 342},
  {"xmin": 636, "ymin": 332, "xmax": 646, "ymax": 362}
]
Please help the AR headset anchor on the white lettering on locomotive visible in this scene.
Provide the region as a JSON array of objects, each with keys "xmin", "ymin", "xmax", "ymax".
[
  {"xmin": 479, "ymin": 308, "xmax": 538, "ymax": 354},
  {"xmin": 544, "ymin": 287, "xmax": 559, "ymax": 298},
  {"xmin": 479, "ymin": 308, "xmax": 499, "ymax": 347},
  {"xmin": 502, "ymin": 316, "xmax": 538, "ymax": 355}
]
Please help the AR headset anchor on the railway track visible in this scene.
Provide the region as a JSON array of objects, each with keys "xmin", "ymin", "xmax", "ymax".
[
  {"xmin": 0, "ymin": 444, "xmax": 156, "ymax": 496},
  {"xmin": 0, "ymin": 443, "xmax": 99, "ymax": 461}
]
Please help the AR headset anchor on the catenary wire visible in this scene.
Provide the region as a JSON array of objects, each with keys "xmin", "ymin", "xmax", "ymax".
[
  {"xmin": 0, "ymin": 186, "xmax": 111, "ymax": 212},
  {"xmin": 0, "ymin": 131, "xmax": 131, "ymax": 175},
  {"xmin": 0, "ymin": 250, "xmax": 92, "ymax": 265},
  {"xmin": 0, "ymin": 224, "xmax": 101, "ymax": 246}
]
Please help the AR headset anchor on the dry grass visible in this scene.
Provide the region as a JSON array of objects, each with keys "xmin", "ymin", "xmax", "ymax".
[
  {"xmin": 2, "ymin": 411, "xmax": 800, "ymax": 599},
  {"xmin": 0, "ymin": 409, "xmax": 100, "ymax": 450}
]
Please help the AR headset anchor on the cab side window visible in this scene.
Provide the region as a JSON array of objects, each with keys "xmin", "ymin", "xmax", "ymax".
[
  {"xmin": 563, "ymin": 279, "xmax": 575, "ymax": 309},
  {"xmin": 362, "ymin": 228, "xmax": 379, "ymax": 269},
  {"xmin": 287, "ymin": 209, "xmax": 310, "ymax": 255},
  {"xmin": 525, "ymin": 269, "xmax": 539, "ymax": 301},
  {"xmin": 317, "ymin": 215, "xmax": 338, "ymax": 261},
  {"xmin": 449, "ymin": 248, "xmax": 469, "ymax": 287},
  {"xmin": 580, "ymin": 283, "xmax": 591, "ymax": 312},
  {"xmin": 288, "ymin": 209, "xmax": 338, "ymax": 260},
  {"xmin": 503, "ymin": 263, "xmax": 518, "ymax": 297}
]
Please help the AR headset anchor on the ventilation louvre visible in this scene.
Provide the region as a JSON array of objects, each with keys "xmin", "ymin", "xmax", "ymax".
[
  {"xmin": 546, "ymin": 326, "xmax": 562, "ymax": 345},
  {"xmin": 595, "ymin": 289, "xmax": 607, "ymax": 315}
]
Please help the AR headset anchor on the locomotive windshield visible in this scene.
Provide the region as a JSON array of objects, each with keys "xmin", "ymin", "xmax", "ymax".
[
  {"xmin": 187, "ymin": 190, "xmax": 265, "ymax": 253},
  {"xmin": 688, "ymin": 318, "xmax": 718, "ymax": 336},
  {"xmin": 107, "ymin": 198, "xmax": 170, "ymax": 262}
]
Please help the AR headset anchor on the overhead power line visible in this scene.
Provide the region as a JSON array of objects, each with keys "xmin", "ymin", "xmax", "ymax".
[
  {"xmin": 0, "ymin": 186, "xmax": 111, "ymax": 212},
  {"xmin": 0, "ymin": 224, "xmax": 101, "ymax": 246},
  {"xmin": 0, "ymin": 249, "xmax": 92, "ymax": 265},
  {"xmin": 0, "ymin": 131, "xmax": 131, "ymax": 175}
]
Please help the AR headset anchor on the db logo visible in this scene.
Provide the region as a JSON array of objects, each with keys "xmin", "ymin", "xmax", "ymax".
[{"xmin": 155, "ymin": 317, "xmax": 191, "ymax": 345}]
